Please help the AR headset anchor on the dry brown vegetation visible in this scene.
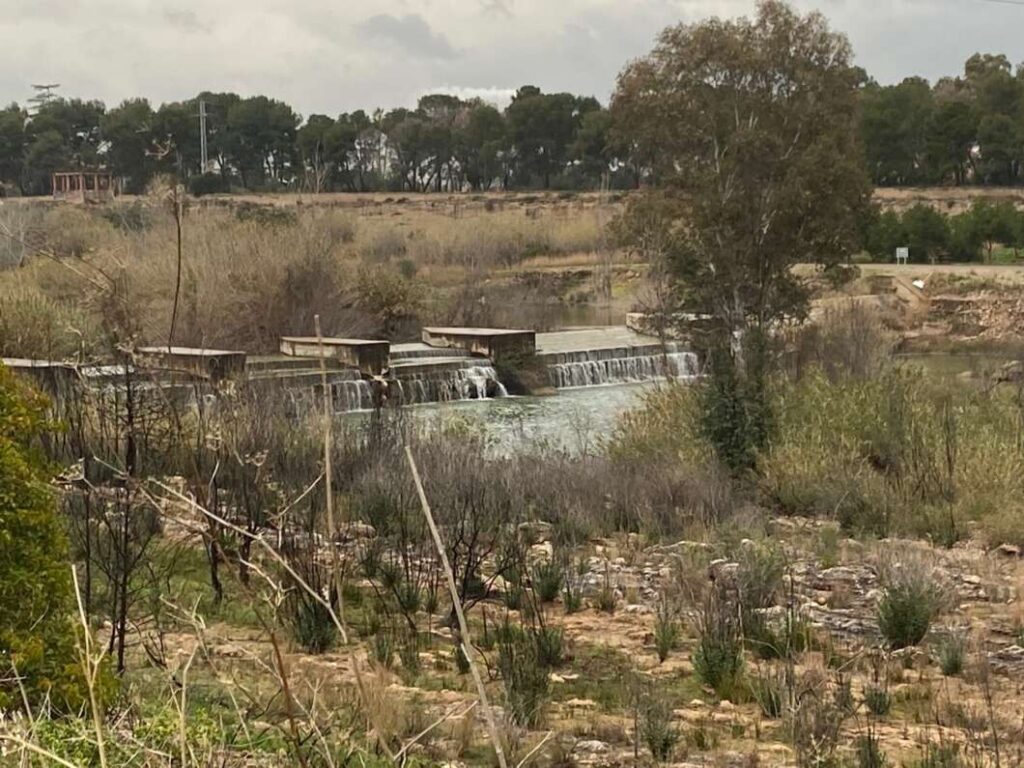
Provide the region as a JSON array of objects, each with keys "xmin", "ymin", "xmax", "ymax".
[{"xmin": 0, "ymin": 193, "xmax": 621, "ymax": 359}]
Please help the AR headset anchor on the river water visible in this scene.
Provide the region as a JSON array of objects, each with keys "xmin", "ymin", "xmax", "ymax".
[{"xmin": 347, "ymin": 381, "xmax": 662, "ymax": 456}]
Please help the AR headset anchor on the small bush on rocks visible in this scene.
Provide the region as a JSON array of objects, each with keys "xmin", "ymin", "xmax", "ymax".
[
  {"xmin": 863, "ymin": 685, "xmax": 892, "ymax": 717},
  {"xmin": 531, "ymin": 558, "xmax": 564, "ymax": 603},
  {"xmin": 498, "ymin": 626, "xmax": 550, "ymax": 727},
  {"xmin": 935, "ymin": 632, "xmax": 966, "ymax": 677},
  {"xmin": 653, "ymin": 598, "xmax": 682, "ymax": 663},
  {"xmin": 638, "ymin": 686, "xmax": 680, "ymax": 763},
  {"xmin": 878, "ymin": 575, "xmax": 942, "ymax": 649}
]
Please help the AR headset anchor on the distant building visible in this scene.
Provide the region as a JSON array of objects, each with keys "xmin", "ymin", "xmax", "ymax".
[{"xmin": 52, "ymin": 170, "xmax": 118, "ymax": 203}]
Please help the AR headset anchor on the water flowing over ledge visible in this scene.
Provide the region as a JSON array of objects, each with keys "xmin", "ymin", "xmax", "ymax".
[
  {"xmin": 546, "ymin": 348, "xmax": 699, "ymax": 388},
  {"xmin": 535, "ymin": 329, "xmax": 699, "ymax": 389}
]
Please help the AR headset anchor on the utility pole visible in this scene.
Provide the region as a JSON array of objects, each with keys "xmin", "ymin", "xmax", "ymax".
[
  {"xmin": 28, "ymin": 83, "xmax": 60, "ymax": 115},
  {"xmin": 199, "ymin": 99, "xmax": 209, "ymax": 174}
]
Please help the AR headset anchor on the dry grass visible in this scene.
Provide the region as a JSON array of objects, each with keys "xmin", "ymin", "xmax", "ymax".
[{"xmin": 0, "ymin": 198, "xmax": 612, "ymax": 356}]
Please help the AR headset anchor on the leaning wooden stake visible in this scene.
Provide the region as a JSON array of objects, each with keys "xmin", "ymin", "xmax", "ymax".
[{"xmin": 406, "ymin": 446, "xmax": 508, "ymax": 768}]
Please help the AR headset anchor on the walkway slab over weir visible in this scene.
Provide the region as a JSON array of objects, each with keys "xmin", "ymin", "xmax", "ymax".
[
  {"xmin": 136, "ymin": 346, "xmax": 246, "ymax": 381},
  {"xmin": 280, "ymin": 337, "xmax": 389, "ymax": 376},
  {"xmin": 421, "ymin": 327, "xmax": 535, "ymax": 361},
  {"xmin": 535, "ymin": 327, "xmax": 665, "ymax": 356}
]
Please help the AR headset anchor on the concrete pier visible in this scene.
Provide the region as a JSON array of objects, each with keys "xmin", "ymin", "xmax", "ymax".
[
  {"xmin": 136, "ymin": 346, "xmax": 246, "ymax": 381},
  {"xmin": 421, "ymin": 327, "xmax": 535, "ymax": 361},
  {"xmin": 280, "ymin": 337, "xmax": 390, "ymax": 376}
]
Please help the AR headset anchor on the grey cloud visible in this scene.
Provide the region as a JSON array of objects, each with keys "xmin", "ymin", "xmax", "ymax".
[
  {"xmin": 162, "ymin": 8, "xmax": 207, "ymax": 33},
  {"xmin": 355, "ymin": 13, "xmax": 458, "ymax": 60},
  {"xmin": 3, "ymin": 1, "xmax": 1024, "ymax": 118},
  {"xmin": 480, "ymin": 0, "xmax": 514, "ymax": 17}
]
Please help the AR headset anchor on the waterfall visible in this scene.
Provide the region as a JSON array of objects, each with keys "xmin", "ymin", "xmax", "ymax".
[
  {"xmin": 389, "ymin": 364, "xmax": 507, "ymax": 406},
  {"xmin": 330, "ymin": 379, "xmax": 374, "ymax": 412},
  {"xmin": 546, "ymin": 347, "xmax": 699, "ymax": 389}
]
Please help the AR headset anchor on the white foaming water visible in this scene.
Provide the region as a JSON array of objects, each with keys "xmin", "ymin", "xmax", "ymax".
[
  {"xmin": 330, "ymin": 379, "xmax": 374, "ymax": 412},
  {"xmin": 548, "ymin": 349, "xmax": 699, "ymax": 389},
  {"xmin": 391, "ymin": 364, "xmax": 506, "ymax": 406}
]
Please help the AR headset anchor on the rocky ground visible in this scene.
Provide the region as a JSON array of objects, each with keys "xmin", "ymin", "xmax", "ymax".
[{"xmin": 152, "ymin": 515, "xmax": 1024, "ymax": 767}]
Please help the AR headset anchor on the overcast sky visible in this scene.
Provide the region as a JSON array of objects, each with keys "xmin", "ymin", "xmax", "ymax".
[{"xmin": 2, "ymin": 0, "xmax": 1022, "ymax": 116}]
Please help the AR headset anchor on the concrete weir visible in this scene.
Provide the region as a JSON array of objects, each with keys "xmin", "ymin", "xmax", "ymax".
[
  {"xmin": 4, "ymin": 325, "xmax": 698, "ymax": 417},
  {"xmin": 536, "ymin": 328, "xmax": 699, "ymax": 388}
]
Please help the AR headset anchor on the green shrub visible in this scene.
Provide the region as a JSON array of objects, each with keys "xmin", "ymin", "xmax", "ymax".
[
  {"xmin": 595, "ymin": 564, "xmax": 618, "ymax": 614},
  {"xmin": 692, "ymin": 588, "xmax": 744, "ymax": 700},
  {"xmin": 863, "ymin": 685, "xmax": 891, "ymax": 717},
  {"xmin": 101, "ymin": 200, "xmax": 153, "ymax": 232},
  {"xmin": 455, "ymin": 644, "xmax": 471, "ymax": 674},
  {"xmin": 498, "ymin": 627, "xmax": 550, "ymax": 727},
  {"xmin": 639, "ymin": 687, "xmax": 680, "ymax": 763},
  {"xmin": 751, "ymin": 669, "xmax": 784, "ymax": 719},
  {"xmin": 833, "ymin": 674, "xmax": 855, "ymax": 714},
  {"xmin": 41, "ymin": 205, "xmax": 113, "ymax": 257},
  {"xmin": 562, "ymin": 558, "xmax": 585, "ymax": 615},
  {"xmin": 935, "ymin": 633, "xmax": 966, "ymax": 677},
  {"xmin": 822, "ymin": 262, "xmax": 861, "ymax": 290},
  {"xmin": 915, "ymin": 742, "xmax": 962, "ymax": 768},
  {"xmin": 398, "ymin": 630, "xmax": 421, "ymax": 675},
  {"xmin": 287, "ymin": 594, "xmax": 338, "ymax": 654},
  {"xmin": 189, "ymin": 171, "xmax": 228, "ymax": 196},
  {"xmin": 534, "ymin": 625, "xmax": 564, "ymax": 669},
  {"xmin": 856, "ymin": 729, "xmax": 890, "ymax": 768},
  {"xmin": 235, "ymin": 202, "xmax": 296, "ymax": 226},
  {"xmin": 653, "ymin": 599, "xmax": 681, "ymax": 663},
  {"xmin": 503, "ymin": 567, "xmax": 526, "ymax": 611},
  {"xmin": 530, "ymin": 558, "xmax": 564, "ymax": 603},
  {"xmin": 0, "ymin": 288, "xmax": 98, "ymax": 360},
  {"xmin": 0, "ymin": 365, "xmax": 101, "ymax": 712},
  {"xmin": 878, "ymin": 578, "xmax": 941, "ymax": 649},
  {"xmin": 373, "ymin": 629, "xmax": 394, "ymax": 669}
]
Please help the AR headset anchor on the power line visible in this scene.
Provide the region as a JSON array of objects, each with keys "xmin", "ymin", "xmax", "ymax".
[{"xmin": 977, "ymin": 0, "xmax": 1024, "ymax": 6}]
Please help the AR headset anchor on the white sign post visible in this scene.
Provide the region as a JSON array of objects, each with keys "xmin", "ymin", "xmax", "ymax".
[{"xmin": 896, "ymin": 247, "xmax": 909, "ymax": 266}]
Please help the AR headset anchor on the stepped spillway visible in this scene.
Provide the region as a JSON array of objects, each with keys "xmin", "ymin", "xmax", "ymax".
[
  {"xmin": 536, "ymin": 328, "xmax": 699, "ymax": 389},
  {"xmin": 386, "ymin": 346, "xmax": 508, "ymax": 406}
]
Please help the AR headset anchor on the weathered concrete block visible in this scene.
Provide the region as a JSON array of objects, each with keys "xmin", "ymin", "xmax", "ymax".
[
  {"xmin": 136, "ymin": 346, "xmax": 247, "ymax": 381},
  {"xmin": 279, "ymin": 337, "xmax": 390, "ymax": 376},
  {"xmin": 421, "ymin": 327, "xmax": 535, "ymax": 361}
]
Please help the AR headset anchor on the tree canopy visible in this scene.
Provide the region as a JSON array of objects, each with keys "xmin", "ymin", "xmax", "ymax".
[
  {"xmin": 611, "ymin": 0, "xmax": 870, "ymax": 472},
  {"xmin": 612, "ymin": 0, "xmax": 870, "ymax": 336}
]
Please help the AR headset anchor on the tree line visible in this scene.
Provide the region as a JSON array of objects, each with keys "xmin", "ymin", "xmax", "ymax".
[
  {"xmin": 862, "ymin": 199, "xmax": 1024, "ymax": 263},
  {"xmin": 861, "ymin": 53, "xmax": 1024, "ymax": 186},
  {"xmin": 4, "ymin": 50, "xmax": 1024, "ymax": 196},
  {"xmin": 0, "ymin": 87, "xmax": 627, "ymax": 196}
]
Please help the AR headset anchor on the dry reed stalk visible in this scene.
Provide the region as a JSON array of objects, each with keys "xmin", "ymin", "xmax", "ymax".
[
  {"xmin": 72, "ymin": 564, "xmax": 109, "ymax": 768},
  {"xmin": 405, "ymin": 446, "xmax": 508, "ymax": 768}
]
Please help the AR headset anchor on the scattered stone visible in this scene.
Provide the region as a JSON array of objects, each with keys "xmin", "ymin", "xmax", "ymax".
[
  {"xmin": 335, "ymin": 522, "xmax": 376, "ymax": 541},
  {"xmin": 997, "ymin": 543, "xmax": 1022, "ymax": 558},
  {"xmin": 213, "ymin": 644, "xmax": 247, "ymax": 658},
  {"xmin": 564, "ymin": 698, "xmax": 598, "ymax": 711},
  {"xmin": 989, "ymin": 645, "xmax": 1024, "ymax": 673},
  {"xmin": 529, "ymin": 541, "xmax": 554, "ymax": 561},
  {"xmin": 574, "ymin": 739, "xmax": 610, "ymax": 754},
  {"xmin": 623, "ymin": 604, "xmax": 652, "ymax": 615}
]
